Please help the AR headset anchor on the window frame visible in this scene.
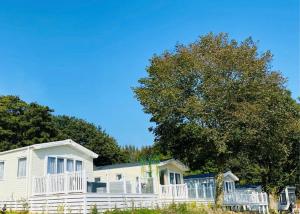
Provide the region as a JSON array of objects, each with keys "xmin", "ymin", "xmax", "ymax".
[
  {"xmin": 44, "ymin": 156, "xmax": 84, "ymax": 175},
  {"xmin": 169, "ymin": 171, "xmax": 182, "ymax": 185},
  {"xmin": 66, "ymin": 158, "xmax": 75, "ymax": 172},
  {"xmin": 17, "ymin": 157, "xmax": 27, "ymax": 178},
  {"xmin": 0, "ymin": 161, "xmax": 4, "ymax": 180}
]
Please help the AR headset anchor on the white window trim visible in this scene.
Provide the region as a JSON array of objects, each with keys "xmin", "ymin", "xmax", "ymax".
[
  {"xmin": 66, "ymin": 158, "xmax": 75, "ymax": 172},
  {"xmin": 44, "ymin": 155, "xmax": 84, "ymax": 175},
  {"xmin": 168, "ymin": 170, "xmax": 182, "ymax": 185},
  {"xmin": 17, "ymin": 156, "xmax": 27, "ymax": 179},
  {"xmin": 0, "ymin": 160, "xmax": 5, "ymax": 181}
]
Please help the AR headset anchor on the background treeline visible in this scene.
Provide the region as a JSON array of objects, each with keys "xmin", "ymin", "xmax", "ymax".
[{"xmin": 0, "ymin": 95, "xmax": 156, "ymax": 166}]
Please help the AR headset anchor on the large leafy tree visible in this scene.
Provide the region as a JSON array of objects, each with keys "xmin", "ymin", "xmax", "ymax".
[
  {"xmin": 134, "ymin": 33, "xmax": 300, "ymax": 199},
  {"xmin": 0, "ymin": 96, "xmax": 58, "ymax": 150},
  {"xmin": 53, "ymin": 115, "xmax": 126, "ymax": 166}
]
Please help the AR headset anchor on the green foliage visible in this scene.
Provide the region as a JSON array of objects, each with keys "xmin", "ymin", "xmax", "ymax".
[
  {"xmin": 0, "ymin": 96, "xmax": 58, "ymax": 151},
  {"xmin": 91, "ymin": 204, "xmax": 99, "ymax": 214},
  {"xmin": 0, "ymin": 96, "xmax": 126, "ymax": 166},
  {"xmin": 104, "ymin": 203, "xmax": 237, "ymax": 214},
  {"xmin": 57, "ymin": 204, "xmax": 65, "ymax": 214},
  {"xmin": 122, "ymin": 144, "xmax": 168, "ymax": 163},
  {"xmin": 53, "ymin": 115, "xmax": 126, "ymax": 166},
  {"xmin": 5, "ymin": 211, "xmax": 29, "ymax": 214},
  {"xmin": 134, "ymin": 32, "xmax": 300, "ymax": 193}
]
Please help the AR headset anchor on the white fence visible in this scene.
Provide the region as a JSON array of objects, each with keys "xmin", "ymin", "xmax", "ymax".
[
  {"xmin": 1, "ymin": 193, "xmax": 212, "ymax": 214},
  {"xmin": 32, "ymin": 171, "xmax": 86, "ymax": 195},
  {"xmin": 224, "ymin": 192, "xmax": 268, "ymax": 205},
  {"xmin": 224, "ymin": 192, "xmax": 269, "ymax": 213},
  {"xmin": 103, "ymin": 177, "xmax": 154, "ymax": 194},
  {"xmin": 160, "ymin": 184, "xmax": 188, "ymax": 199}
]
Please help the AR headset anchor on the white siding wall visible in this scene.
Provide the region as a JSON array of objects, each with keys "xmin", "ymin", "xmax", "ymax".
[
  {"xmin": 0, "ymin": 148, "xmax": 29, "ymax": 200},
  {"xmin": 93, "ymin": 162, "xmax": 186, "ymax": 194},
  {"xmin": 93, "ymin": 165, "xmax": 159, "ymax": 182}
]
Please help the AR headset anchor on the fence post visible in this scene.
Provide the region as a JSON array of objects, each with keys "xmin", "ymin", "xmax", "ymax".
[
  {"xmin": 64, "ymin": 173, "xmax": 68, "ymax": 194},
  {"xmin": 32, "ymin": 176, "xmax": 35, "ymax": 195},
  {"xmin": 83, "ymin": 170, "xmax": 87, "ymax": 193},
  {"xmin": 83, "ymin": 194, "xmax": 87, "ymax": 214},
  {"xmin": 106, "ymin": 173, "xmax": 110, "ymax": 193},
  {"xmin": 123, "ymin": 176, "xmax": 127, "ymax": 194},
  {"xmin": 46, "ymin": 174, "xmax": 50, "ymax": 195},
  {"xmin": 138, "ymin": 177, "xmax": 142, "ymax": 194},
  {"xmin": 209, "ymin": 183, "xmax": 213, "ymax": 199},
  {"xmin": 195, "ymin": 182, "xmax": 198, "ymax": 199},
  {"xmin": 185, "ymin": 184, "xmax": 188, "ymax": 199}
]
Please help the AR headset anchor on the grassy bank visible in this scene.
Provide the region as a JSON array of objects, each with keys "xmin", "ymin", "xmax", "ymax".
[{"xmin": 102, "ymin": 203, "xmax": 239, "ymax": 214}]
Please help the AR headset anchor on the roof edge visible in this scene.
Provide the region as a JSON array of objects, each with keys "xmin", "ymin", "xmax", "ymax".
[{"xmin": 0, "ymin": 139, "xmax": 98, "ymax": 159}]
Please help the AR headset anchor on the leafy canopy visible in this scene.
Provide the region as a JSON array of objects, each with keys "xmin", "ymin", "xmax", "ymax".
[
  {"xmin": 134, "ymin": 33, "xmax": 300, "ymax": 193},
  {"xmin": 0, "ymin": 96, "xmax": 57, "ymax": 150},
  {"xmin": 53, "ymin": 115, "xmax": 126, "ymax": 166},
  {"xmin": 0, "ymin": 95, "xmax": 125, "ymax": 166}
]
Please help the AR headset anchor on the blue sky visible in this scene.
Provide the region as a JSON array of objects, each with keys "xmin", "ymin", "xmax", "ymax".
[{"xmin": 0, "ymin": 0, "xmax": 299, "ymax": 147}]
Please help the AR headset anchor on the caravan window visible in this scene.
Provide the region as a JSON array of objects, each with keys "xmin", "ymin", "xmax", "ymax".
[
  {"xmin": 280, "ymin": 192, "xmax": 287, "ymax": 205},
  {"xmin": 47, "ymin": 157, "xmax": 56, "ymax": 174},
  {"xmin": 0, "ymin": 161, "xmax": 4, "ymax": 179},
  {"xmin": 175, "ymin": 173, "xmax": 181, "ymax": 184},
  {"xmin": 67, "ymin": 159, "xmax": 74, "ymax": 172},
  {"xmin": 47, "ymin": 157, "xmax": 83, "ymax": 174},
  {"xmin": 57, "ymin": 158, "xmax": 65, "ymax": 173},
  {"xmin": 224, "ymin": 181, "xmax": 234, "ymax": 193},
  {"xmin": 169, "ymin": 172, "xmax": 181, "ymax": 184},
  {"xmin": 169, "ymin": 173, "xmax": 175, "ymax": 184},
  {"xmin": 17, "ymin": 158, "xmax": 27, "ymax": 177},
  {"xmin": 75, "ymin": 160, "xmax": 83, "ymax": 171}
]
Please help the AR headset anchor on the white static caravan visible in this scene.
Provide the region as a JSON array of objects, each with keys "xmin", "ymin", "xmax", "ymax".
[
  {"xmin": 93, "ymin": 159, "xmax": 190, "ymax": 197},
  {"xmin": 184, "ymin": 171, "xmax": 269, "ymax": 213},
  {"xmin": 278, "ymin": 186, "xmax": 297, "ymax": 211},
  {"xmin": 0, "ymin": 139, "xmax": 97, "ymax": 201}
]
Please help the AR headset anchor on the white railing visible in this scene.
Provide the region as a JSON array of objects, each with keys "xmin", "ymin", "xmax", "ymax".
[
  {"xmin": 160, "ymin": 184, "xmax": 188, "ymax": 199},
  {"xmin": 224, "ymin": 191, "xmax": 268, "ymax": 205},
  {"xmin": 102, "ymin": 177, "xmax": 154, "ymax": 194},
  {"xmin": 32, "ymin": 171, "xmax": 86, "ymax": 195}
]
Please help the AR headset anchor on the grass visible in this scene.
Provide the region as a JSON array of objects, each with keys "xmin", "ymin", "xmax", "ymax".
[
  {"xmin": 103, "ymin": 203, "xmax": 242, "ymax": 214},
  {"xmin": 4, "ymin": 212, "xmax": 28, "ymax": 214}
]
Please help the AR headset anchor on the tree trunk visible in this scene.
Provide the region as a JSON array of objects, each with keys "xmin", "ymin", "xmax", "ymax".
[
  {"xmin": 215, "ymin": 172, "xmax": 224, "ymax": 207},
  {"xmin": 269, "ymin": 193, "xmax": 279, "ymax": 212}
]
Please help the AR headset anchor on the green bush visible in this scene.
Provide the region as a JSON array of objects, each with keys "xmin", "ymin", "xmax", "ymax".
[
  {"xmin": 104, "ymin": 203, "xmax": 215, "ymax": 214},
  {"xmin": 104, "ymin": 208, "xmax": 160, "ymax": 214},
  {"xmin": 91, "ymin": 204, "xmax": 99, "ymax": 214},
  {"xmin": 5, "ymin": 211, "xmax": 29, "ymax": 214}
]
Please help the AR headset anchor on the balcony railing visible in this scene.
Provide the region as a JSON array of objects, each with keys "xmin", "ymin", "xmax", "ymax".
[
  {"xmin": 32, "ymin": 171, "xmax": 86, "ymax": 195},
  {"xmin": 224, "ymin": 191, "xmax": 268, "ymax": 205},
  {"xmin": 159, "ymin": 184, "xmax": 188, "ymax": 199}
]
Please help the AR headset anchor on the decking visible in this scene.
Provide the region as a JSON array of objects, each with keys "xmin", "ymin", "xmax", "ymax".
[{"xmin": 27, "ymin": 171, "xmax": 270, "ymax": 213}]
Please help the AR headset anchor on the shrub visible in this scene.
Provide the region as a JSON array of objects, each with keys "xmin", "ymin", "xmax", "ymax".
[{"xmin": 91, "ymin": 204, "xmax": 99, "ymax": 214}]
